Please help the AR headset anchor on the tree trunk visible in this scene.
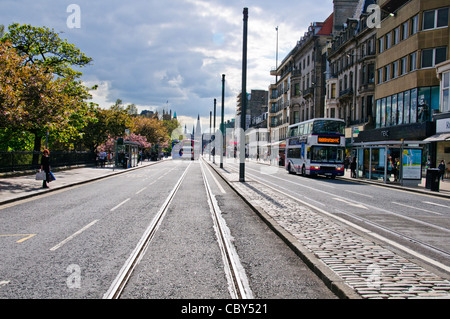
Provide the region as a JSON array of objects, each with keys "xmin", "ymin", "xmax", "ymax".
[{"xmin": 32, "ymin": 131, "xmax": 43, "ymax": 168}]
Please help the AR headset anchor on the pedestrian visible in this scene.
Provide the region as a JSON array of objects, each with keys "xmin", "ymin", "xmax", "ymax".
[
  {"xmin": 438, "ymin": 160, "xmax": 446, "ymax": 181},
  {"xmin": 41, "ymin": 149, "xmax": 51, "ymax": 189},
  {"xmin": 350, "ymin": 156, "xmax": 357, "ymax": 178}
]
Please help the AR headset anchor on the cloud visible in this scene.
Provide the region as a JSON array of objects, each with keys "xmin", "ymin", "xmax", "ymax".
[{"xmin": 1, "ymin": 0, "xmax": 334, "ymax": 132}]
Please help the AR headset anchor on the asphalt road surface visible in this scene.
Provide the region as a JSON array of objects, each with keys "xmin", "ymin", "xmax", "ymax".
[{"xmin": 0, "ymin": 159, "xmax": 337, "ymax": 300}]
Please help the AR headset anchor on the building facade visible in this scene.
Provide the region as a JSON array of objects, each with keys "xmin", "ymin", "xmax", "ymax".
[
  {"xmin": 355, "ymin": 0, "xmax": 449, "ymax": 168},
  {"xmin": 327, "ymin": 2, "xmax": 377, "ymax": 143}
]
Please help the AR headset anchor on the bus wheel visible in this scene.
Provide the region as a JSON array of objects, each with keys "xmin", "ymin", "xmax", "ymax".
[{"xmin": 288, "ymin": 164, "xmax": 294, "ymax": 174}]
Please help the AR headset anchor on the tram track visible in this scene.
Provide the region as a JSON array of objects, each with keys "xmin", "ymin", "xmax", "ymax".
[
  {"xmin": 103, "ymin": 162, "xmax": 192, "ymax": 299},
  {"xmin": 103, "ymin": 160, "xmax": 253, "ymax": 299},
  {"xmin": 224, "ymin": 164, "xmax": 450, "ymax": 274},
  {"xmin": 200, "ymin": 158, "xmax": 254, "ymax": 299}
]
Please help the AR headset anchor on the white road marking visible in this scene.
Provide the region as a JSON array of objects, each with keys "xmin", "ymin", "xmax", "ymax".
[
  {"xmin": 110, "ymin": 198, "xmax": 131, "ymax": 212},
  {"xmin": 392, "ymin": 202, "xmax": 442, "ymax": 215},
  {"xmin": 136, "ymin": 187, "xmax": 147, "ymax": 194},
  {"xmin": 423, "ymin": 201, "xmax": 449, "ymax": 208},
  {"xmin": 333, "ymin": 198, "xmax": 368, "ymax": 209},
  {"xmin": 345, "ymin": 190, "xmax": 373, "ymax": 198},
  {"xmin": 50, "ymin": 220, "xmax": 99, "ymax": 251}
]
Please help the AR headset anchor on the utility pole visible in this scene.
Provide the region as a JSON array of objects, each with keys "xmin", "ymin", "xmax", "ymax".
[
  {"xmin": 209, "ymin": 111, "xmax": 212, "ymax": 161},
  {"xmin": 213, "ymin": 98, "xmax": 216, "ymax": 164},
  {"xmin": 239, "ymin": 7, "xmax": 248, "ymax": 182},
  {"xmin": 220, "ymin": 74, "xmax": 225, "ymax": 169}
]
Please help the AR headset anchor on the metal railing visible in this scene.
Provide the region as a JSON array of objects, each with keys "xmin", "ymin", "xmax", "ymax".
[{"xmin": 0, "ymin": 151, "xmax": 96, "ymax": 173}]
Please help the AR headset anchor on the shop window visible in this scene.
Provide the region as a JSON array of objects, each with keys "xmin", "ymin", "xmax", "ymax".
[
  {"xmin": 418, "ymin": 87, "xmax": 431, "ymax": 122},
  {"xmin": 398, "ymin": 92, "xmax": 404, "ymax": 125},
  {"xmin": 376, "ymin": 99, "xmax": 381, "ymax": 128},
  {"xmin": 410, "ymin": 88, "xmax": 417, "ymax": 123},
  {"xmin": 404, "ymin": 90, "xmax": 410, "ymax": 124},
  {"xmin": 386, "ymin": 96, "xmax": 392, "ymax": 126},
  {"xmin": 392, "ymin": 94, "xmax": 398, "ymax": 125}
]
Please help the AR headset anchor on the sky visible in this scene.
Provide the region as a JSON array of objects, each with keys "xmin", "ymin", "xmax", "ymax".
[{"xmin": 1, "ymin": 0, "xmax": 334, "ymax": 133}]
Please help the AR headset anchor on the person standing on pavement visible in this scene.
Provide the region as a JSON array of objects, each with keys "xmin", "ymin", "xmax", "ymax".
[
  {"xmin": 438, "ymin": 160, "xmax": 446, "ymax": 181},
  {"xmin": 350, "ymin": 157, "xmax": 357, "ymax": 178},
  {"xmin": 41, "ymin": 149, "xmax": 51, "ymax": 188}
]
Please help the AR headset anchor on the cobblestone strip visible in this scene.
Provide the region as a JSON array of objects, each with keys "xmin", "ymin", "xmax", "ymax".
[{"xmin": 222, "ymin": 171, "xmax": 450, "ymax": 299}]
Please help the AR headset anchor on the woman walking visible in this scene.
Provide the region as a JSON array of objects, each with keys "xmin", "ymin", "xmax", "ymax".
[{"xmin": 41, "ymin": 149, "xmax": 51, "ymax": 188}]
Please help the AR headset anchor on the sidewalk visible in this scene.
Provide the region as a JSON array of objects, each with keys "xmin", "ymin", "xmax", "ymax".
[
  {"xmin": 0, "ymin": 160, "xmax": 162, "ymax": 205},
  {"xmin": 340, "ymin": 168, "xmax": 450, "ymax": 198}
]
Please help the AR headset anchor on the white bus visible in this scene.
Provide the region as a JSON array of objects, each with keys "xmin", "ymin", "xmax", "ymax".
[{"xmin": 285, "ymin": 118, "xmax": 345, "ymax": 178}]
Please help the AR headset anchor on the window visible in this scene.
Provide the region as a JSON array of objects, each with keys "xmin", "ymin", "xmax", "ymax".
[
  {"xmin": 423, "ymin": 7, "xmax": 449, "ymax": 30},
  {"xmin": 378, "ymin": 37, "xmax": 384, "ymax": 53},
  {"xmin": 393, "ymin": 27, "xmax": 400, "ymax": 45},
  {"xmin": 386, "ymin": 32, "xmax": 392, "ymax": 50},
  {"xmin": 410, "ymin": 52, "xmax": 417, "ymax": 71},
  {"xmin": 411, "ymin": 15, "xmax": 419, "ymax": 35},
  {"xmin": 377, "ymin": 68, "xmax": 383, "ymax": 84},
  {"xmin": 421, "ymin": 47, "xmax": 448, "ymax": 68},
  {"xmin": 442, "ymin": 71, "xmax": 450, "ymax": 113},
  {"xmin": 392, "ymin": 61, "xmax": 399, "ymax": 79},
  {"xmin": 400, "ymin": 56, "xmax": 408, "ymax": 75},
  {"xmin": 368, "ymin": 64, "xmax": 375, "ymax": 83},
  {"xmin": 401, "ymin": 21, "xmax": 409, "ymax": 41},
  {"xmin": 331, "ymin": 83, "xmax": 336, "ymax": 98},
  {"xmin": 385, "ymin": 64, "xmax": 391, "ymax": 82}
]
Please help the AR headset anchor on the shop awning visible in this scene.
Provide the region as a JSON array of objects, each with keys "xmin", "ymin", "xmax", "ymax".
[{"xmin": 423, "ymin": 133, "xmax": 450, "ymax": 142}]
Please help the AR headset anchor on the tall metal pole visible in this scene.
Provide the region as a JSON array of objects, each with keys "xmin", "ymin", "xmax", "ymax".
[
  {"xmin": 240, "ymin": 7, "xmax": 248, "ymax": 182},
  {"xmin": 209, "ymin": 111, "xmax": 212, "ymax": 161},
  {"xmin": 220, "ymin": 74, "xmax": 225, "ymax": 169},
  {"xmin": 213, "ymin": 98, "xmax": 216, "ymax": 164},
  {"xmin": 275, "ymin": 26, "xmax": 278, "ymax": 83}
]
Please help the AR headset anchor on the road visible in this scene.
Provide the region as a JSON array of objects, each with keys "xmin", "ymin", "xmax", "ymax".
[{"xmin": 0, "ymin": 159, "xmax": 336, "ymax": 300}]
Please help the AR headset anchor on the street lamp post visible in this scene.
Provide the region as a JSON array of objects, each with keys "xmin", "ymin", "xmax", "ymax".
[
  {"xmin": 220, "ymin": 74, "xmax": 225, "ymax": 169},
  {"xmin": 209, "ymin": 111, "xmax": 212, "ymax": 161},
  {"xmin": 240, "ymin": 7, "xmax": 248, "ymax": 182},
  {"xmin": 213, "ymin": 98, "xmax": 216, "ymax": 164}
]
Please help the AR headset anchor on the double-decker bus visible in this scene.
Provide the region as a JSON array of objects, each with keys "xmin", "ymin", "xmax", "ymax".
[
  {"xmin": 285, "ymin": 118, "xmax": 345, "ymax": 178},
  {"xmin": 172, "ymin": 139, "xmax": 194, "ymax": 160}
]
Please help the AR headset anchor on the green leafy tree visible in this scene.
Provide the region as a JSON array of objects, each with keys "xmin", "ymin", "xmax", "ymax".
[
  {"xmin": 1, "ymin": 23, "xmax": 92, "ymax": 78},
  {"xmin": 0, "ymin": 37, "xmax": 94, "ymax": 163}
]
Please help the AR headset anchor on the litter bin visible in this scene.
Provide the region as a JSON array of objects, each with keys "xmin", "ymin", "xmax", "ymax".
[{"xmin": 426, "ymin": 169, "xmax": 440, "ymax": 192}]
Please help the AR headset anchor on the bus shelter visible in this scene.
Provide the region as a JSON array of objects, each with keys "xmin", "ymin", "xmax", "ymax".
[
  {"xmin": 115, "ymin": 140, "xmax": 140, "ymax": 168},
  {"xmin": 351, "ymin": 140, "xmax": 428, "ymax": 186}
]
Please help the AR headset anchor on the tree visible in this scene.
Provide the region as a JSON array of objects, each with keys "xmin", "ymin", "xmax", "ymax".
[
  {"xmin": 0, "ymin": 41, "xmax": 94, "ymax": 163},
  {"xmin": 80, "ymin": 107, "xmax": 132, "ymax": 153},
  {"xmin": 1, "ymin": 23, "xmax": 92, "ymax": 78}
]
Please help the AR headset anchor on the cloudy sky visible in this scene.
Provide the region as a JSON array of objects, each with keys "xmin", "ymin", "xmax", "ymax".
[{"xmin": 1, "ymin": 0, "xmax": 334, "ymax": 132}]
